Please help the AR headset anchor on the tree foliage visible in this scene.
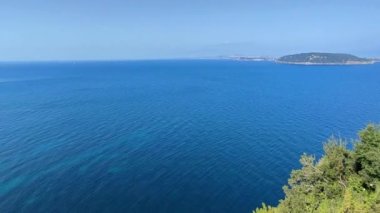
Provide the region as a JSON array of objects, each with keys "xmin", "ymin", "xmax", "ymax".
[{"xmin": 254, "ymin": 124, "xmax": 380, "ymax": 213}]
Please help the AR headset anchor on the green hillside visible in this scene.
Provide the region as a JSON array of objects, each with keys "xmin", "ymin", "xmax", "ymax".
[{"xmin": 277, "ymin": 53, "xmax": 372, "ymax": 64}]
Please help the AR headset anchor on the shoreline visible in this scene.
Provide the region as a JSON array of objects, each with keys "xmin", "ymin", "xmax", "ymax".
[{"xmin": 275, "ymin": 60, "xmax": 376, "ymax": 65}]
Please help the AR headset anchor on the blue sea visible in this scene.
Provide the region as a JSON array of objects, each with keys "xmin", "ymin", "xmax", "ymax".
[{"xmin": 1, "ymin": 60, "xmax": 380, "ymax": 212}]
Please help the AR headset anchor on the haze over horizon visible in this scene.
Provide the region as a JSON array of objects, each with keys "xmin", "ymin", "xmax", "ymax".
[{"xmin": 1, "ymin": 0, "xmax": 380, "ymax": 61}]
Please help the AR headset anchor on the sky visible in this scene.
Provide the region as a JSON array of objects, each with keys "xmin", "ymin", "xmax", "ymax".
[{"xmin": 0, "ymin": 0, "xmax": 380, "ymax": 60}]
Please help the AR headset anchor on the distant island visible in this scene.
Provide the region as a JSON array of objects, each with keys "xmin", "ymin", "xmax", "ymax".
[
  {"xmin": 276, "ymin": 52, "xmax": 374, "ymax": 65},
  {"xmin": 227, "ymin": 56, "xmax": 275, "ymax": 61}
]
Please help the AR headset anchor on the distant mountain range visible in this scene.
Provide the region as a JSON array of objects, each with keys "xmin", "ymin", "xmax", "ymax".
[{"xmin": 276, "ymin": 53, "xmax": 374, "ymax": 65}]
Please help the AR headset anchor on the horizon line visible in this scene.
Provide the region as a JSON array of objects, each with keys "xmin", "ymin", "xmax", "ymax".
[{"xmin": 0, "ymin": 52, "xmax": 379, "ymax": 63}]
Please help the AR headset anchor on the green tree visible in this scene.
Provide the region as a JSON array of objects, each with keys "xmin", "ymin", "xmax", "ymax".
[
  {"xmin": 254, "ymin": 124, "xmax": 380, "ymax": 213},
  {"xmin": 354, "ymin": 125, "xmax": 380, "ymax": 190}
]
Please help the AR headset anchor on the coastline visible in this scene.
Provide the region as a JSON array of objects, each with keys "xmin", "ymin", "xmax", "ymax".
[{"xmin": 275, "ymin": 60, "xmax": 376, "ymax": 65}]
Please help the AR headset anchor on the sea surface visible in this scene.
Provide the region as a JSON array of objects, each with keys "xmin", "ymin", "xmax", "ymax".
[{"xmin": 1, "ymin": 60, "xmax": 380, "ymax": 212}]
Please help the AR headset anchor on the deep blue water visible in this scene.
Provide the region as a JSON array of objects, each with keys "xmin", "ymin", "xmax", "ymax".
[{"xmin": 0, "ymin": 60, "xmax": 380, "ymax": 212}]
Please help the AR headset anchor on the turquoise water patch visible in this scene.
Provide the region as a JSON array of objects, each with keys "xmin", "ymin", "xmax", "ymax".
[{"xmin": 0, "ymin": 176, "xmax": 26, "ymax": 196}]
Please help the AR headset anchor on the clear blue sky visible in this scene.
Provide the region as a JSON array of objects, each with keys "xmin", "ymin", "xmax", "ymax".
[{"xmin": 1, "ymin": 0, "xmax": 379, "ymax": 60}]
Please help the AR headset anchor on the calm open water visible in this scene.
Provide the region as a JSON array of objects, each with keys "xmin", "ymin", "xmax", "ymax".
[{"xmin": 1, "ymin": 60, "xmax": 380, "ymax": 212}]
